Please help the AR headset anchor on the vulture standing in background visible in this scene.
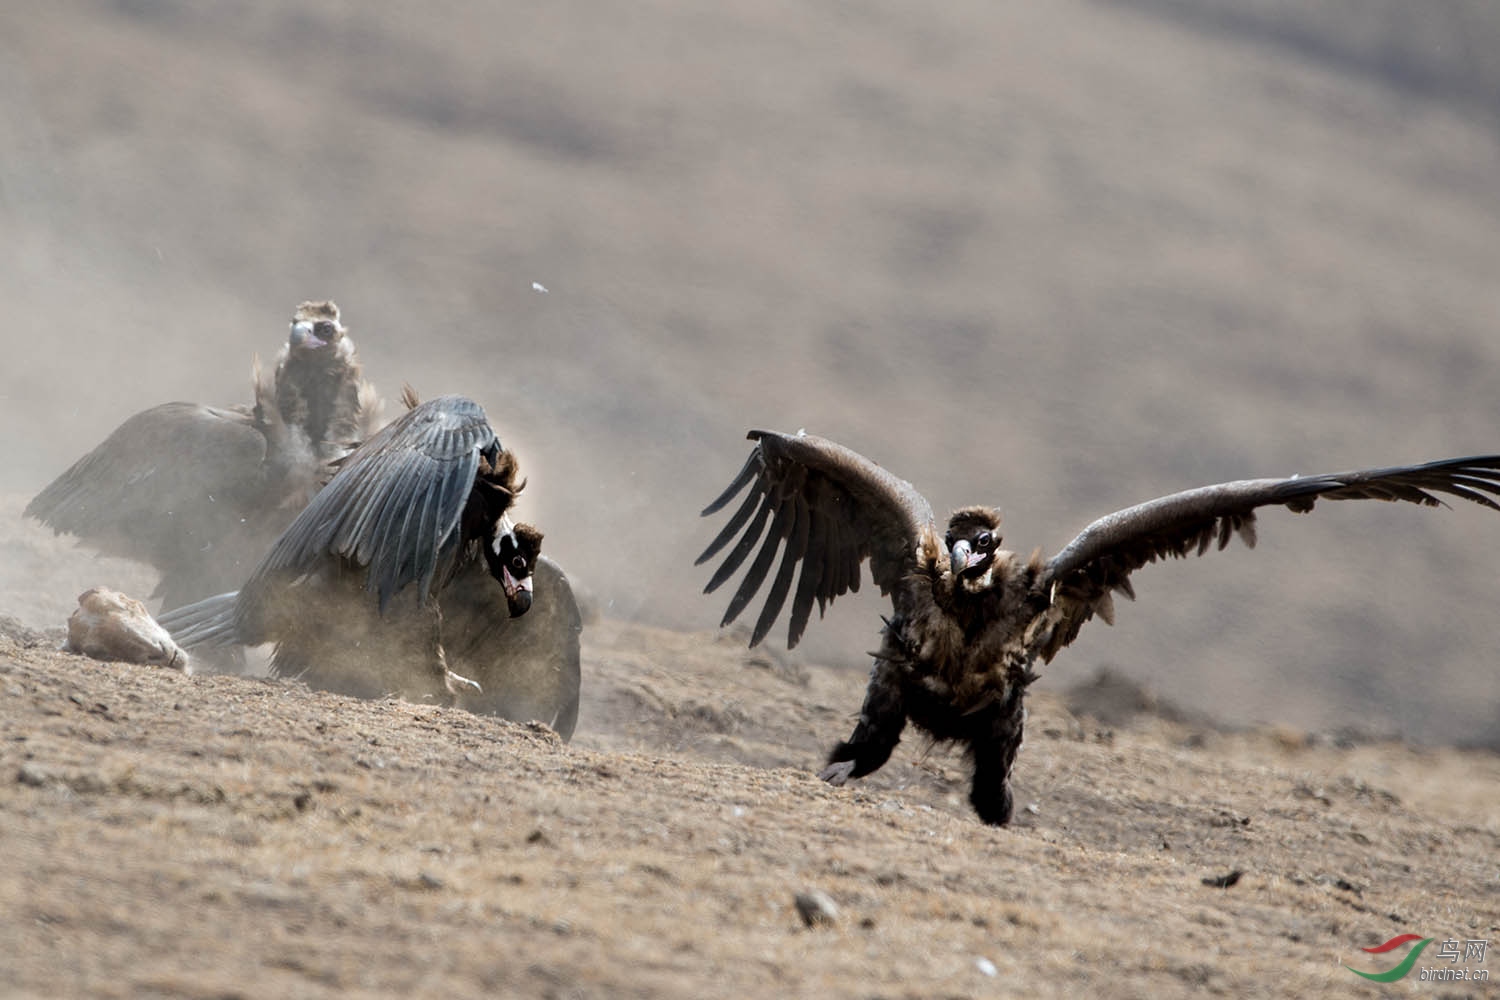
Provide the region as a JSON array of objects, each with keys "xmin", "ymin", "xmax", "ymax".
[
  {"xmin": 25, "ymin": 301, "xmax": 381, "ymax": 612},
  {"xmin": 698, "ymin": 429, "xmax": 1500, "ymax": 825},
  {"xmin": 160, "ymin": 394, "xmax": 567, "ymax": 715}
]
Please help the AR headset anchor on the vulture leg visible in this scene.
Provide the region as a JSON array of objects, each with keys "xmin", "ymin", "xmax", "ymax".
[
  {"xmin": 443, "ymin": 555, "xmax": 583, "ymax": 741},
  {"xmin": 817, "ymin": 629, "xmax": 909, "ymax": 786},
  {"xmin": 422, "ymin": 604, "xmax": 481, "ymax": 699},
  {"xmin": 964, "ymin": 683, "xmax": 1029, "ymax": 827}
]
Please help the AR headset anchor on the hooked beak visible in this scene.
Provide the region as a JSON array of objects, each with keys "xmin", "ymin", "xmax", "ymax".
[
  {"xmin": 288, "ymin": 321, "xmax": 329, "ymax": 352},
  {"xmin": 501, "ymin": 565, "xmax": 534, "ymax": 617},
  {"xmin": 949, "ymin": 539, "xmax": 989, "ymax": 577}
]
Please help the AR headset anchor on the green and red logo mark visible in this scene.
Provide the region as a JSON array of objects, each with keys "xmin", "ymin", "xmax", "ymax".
[
  {"xmin": 1344, "ymin": 934, "xmax": 1432, "ymax": 982},
  {"xmin": 1346, "ymin": 933, "xmax": 1490, "ymax": 983}
]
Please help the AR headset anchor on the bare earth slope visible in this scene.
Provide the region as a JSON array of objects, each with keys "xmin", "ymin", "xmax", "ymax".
[
  {"xmin": 3, "ymin": 614, "xmax": 1497, "ymax": 999},
  {"xmin": 6, "ymin": 508, "xmax": 1499, "ymax": 996}
]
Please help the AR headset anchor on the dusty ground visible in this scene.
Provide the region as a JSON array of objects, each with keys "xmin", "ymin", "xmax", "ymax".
[{"xmin": 4, "ymin": 519, "xmax": 1499, "ymax": 999}]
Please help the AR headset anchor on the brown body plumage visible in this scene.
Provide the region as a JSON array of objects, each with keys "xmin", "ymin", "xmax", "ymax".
[
  {"xmin": 440, "ymin": 554, "xmax": 583, "ymax": 738},
  {"xmin": 700, "ymin": 429, "xmax": 1500, "ymax": 824},
  {"xmin": 26, "ymin": 301, "xmax": 381, "ymax": 611}
]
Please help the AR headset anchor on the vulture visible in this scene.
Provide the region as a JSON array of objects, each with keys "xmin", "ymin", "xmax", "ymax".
[
  {"xmin": 158, "ymin": 393, "xmax": 564, "ymax": 713},
  {"xmin": 25, "ymin": 301, "xmax": 381, "ymax": 612},
  {"xmin": 698, "ymin": 430, "xmax": 1500, "ymax": 825}
]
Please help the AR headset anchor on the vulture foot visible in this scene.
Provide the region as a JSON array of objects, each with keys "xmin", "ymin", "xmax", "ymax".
[
  {"xmin": 818, "ymin": 760, "xmax": 858, "ymax": 786},
  {"xmin": 445, "ymin": 670, "xmax": 483, "ymax": 696}
]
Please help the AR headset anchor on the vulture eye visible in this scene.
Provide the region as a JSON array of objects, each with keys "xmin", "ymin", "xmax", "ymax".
[
  {"xmin": 511, "ymin": 555, "xmax": 527, "ymax": 572},
  {"xmin": 976, "ymin": 531, "xmax": 993, "ymax": 550},
  {"xmin": 313, "ymin": 321, "xmax": 338, "ymax": 338}
]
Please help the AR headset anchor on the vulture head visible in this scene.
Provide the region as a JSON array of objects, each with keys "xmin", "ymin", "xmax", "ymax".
[
  {"xmin": 945, "ymin": 506, "xmax": 1004, "ymax": 585},
  {"xmin": 431, "ymin": 405, "xmax": 542, "ymax": 619},
  {"xmin": 486, "ymin": 521, "xmax": 545, "ymax": 617},
  {"xmin": 285, "ymin": 300, "xmax": 353, "ymax": 362}
]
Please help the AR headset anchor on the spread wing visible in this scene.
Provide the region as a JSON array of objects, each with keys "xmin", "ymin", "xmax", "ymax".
[
  {"xmin": 1033, "ymin": 455, "xmax": 1500, "ymax": 661},
  {"xmin": 26, "ymin": 402, "xmax": 273, "ymax": 576},
  {"xmin": 242, "ymin": 394, "xmax": 500, "ymax": 615},
  {"xmin": 697, "ymin": 429, "xmax": 936, "ymax": 648}
]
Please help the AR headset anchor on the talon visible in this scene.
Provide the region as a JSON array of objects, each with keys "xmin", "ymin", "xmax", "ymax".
[
  {"xmin": 445, "ymin": 670, "xmax": 482, "ymax": 695},
  {"xmin": 818, "ymin": 760, "xmax": 857, "ymax": 786}
]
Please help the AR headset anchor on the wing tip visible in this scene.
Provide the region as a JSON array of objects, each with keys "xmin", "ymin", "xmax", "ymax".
[{"xmin": 748, "ymin": 620, "xmax": 772, "ymax": 648}]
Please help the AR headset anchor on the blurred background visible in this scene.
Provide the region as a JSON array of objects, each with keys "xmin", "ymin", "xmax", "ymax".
[{"xmin": 2, "ymin": 0, "xmax": 1499, "ymax": 745}]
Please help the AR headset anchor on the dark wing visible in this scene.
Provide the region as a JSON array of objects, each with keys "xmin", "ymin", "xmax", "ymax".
[
  {"xmin": 697, "ymin": 430, "xmax": 936, "ymax": 648},
  {"xmin": 242, "ymin": 394, "xmax": 499, "ymax": 614},
  {"xmin": 26, "ymin": 403, "xmax": 276, "ymax": 595},
  {"xmin": 156, "ymin": 591, "xmax": 240, "ymax": 650},
  {"xmin": 1034, "ymin": 455, "xmax": 1500, "ymax": 661}
]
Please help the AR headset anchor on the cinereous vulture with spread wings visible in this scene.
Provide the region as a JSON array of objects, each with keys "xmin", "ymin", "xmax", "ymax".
[
  {"xmin": 699, "ymin": 430, "xmax": 1500, "ymax": 825},
  {"xmin": 26, "ymin": 301, "xmax": 381, "ymax": 611},
  {"xmin": 160, "ymin": 394, "xmax": 549, "ymax": 707}
]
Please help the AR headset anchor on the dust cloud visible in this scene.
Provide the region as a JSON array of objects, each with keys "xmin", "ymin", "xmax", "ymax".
[{"xmin": 3, "ymin": 2, "xmax": 1500, "ymax": 745}]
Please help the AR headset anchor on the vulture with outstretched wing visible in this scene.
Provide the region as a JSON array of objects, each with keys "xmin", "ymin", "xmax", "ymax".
[
  {"xmin": 25, "ymin": 301, "xmax": 381, "ymax": 611},
  {"xmin": 160, "ymin": 394, "xmax": 546, "ymax": 705},
  {"xmin": 353, "ymin": 390, "xmax": 586, "ymax": 737},
  {"xmin": 699, "ymin": 430, "xmax": 1500, "ymax": 825}
]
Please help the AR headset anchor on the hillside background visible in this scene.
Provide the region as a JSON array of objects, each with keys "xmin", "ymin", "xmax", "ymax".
[{"xmin": 3, "ymin": 0, "xmax": 1500, "ymax": 745}]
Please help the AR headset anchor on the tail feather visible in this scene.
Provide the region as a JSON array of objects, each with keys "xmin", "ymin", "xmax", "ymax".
[{"xmin": 157, "ymin": 592, "xmax": 241, "ymax": 649}]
